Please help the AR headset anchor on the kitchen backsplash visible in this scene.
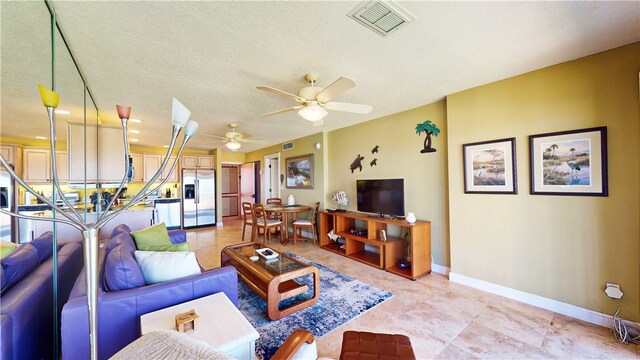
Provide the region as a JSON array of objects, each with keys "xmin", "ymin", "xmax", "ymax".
[{"xmin": 23, "ymin": 182, "xmax": 180, "ymax": 205}]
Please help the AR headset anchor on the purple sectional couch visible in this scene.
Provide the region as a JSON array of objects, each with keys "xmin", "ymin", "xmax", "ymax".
[
  {"xmin": 60, "ymin": 224, "xmax": 238, "ymax": 360},
  {"xmin": 1, "ymin": 232, "xmax": 84, "ymax": 360}
]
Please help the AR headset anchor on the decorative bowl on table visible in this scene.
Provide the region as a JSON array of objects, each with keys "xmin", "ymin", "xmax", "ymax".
[{"xmin": 255, "ymin": 248, "xmax": 279, "ymax": 261}]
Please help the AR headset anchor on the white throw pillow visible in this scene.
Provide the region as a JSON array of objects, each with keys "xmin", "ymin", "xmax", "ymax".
[{"xmin": 134, "ymin": 251, "xmax": 201, "ymax": 285}]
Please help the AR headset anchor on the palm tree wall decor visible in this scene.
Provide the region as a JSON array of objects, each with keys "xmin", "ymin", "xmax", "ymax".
[{"xmin": 415, "ymin": 120, "xmax": 441, "ymax": 153}]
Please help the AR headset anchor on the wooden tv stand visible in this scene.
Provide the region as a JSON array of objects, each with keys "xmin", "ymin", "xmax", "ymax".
[{"xmin": 319, "ymin": 211, "xmax": 431, "ymax": 280}]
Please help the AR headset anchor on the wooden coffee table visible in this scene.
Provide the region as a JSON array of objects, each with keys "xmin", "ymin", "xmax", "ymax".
[{"xmin": 221, "ymin": 242, "xmax": 320, "ymax": 320}]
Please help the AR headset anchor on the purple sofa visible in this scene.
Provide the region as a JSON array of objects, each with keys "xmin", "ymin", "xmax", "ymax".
[
  {"xmin": 1, "ymin": 232, "xmax": 84, "ymax": 360},
  {"xmin": 60, "ymin": 224, "xmax": 238, "ymax": 360}
]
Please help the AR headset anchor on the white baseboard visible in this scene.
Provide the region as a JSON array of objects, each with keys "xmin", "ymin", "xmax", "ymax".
[
  {"xmin": 449, "ymin": 272, "xmax": 637, "ymax": 328},
  {"xmin": 431, "ymin": 263, "xmax": 451, "ymax": 275}
]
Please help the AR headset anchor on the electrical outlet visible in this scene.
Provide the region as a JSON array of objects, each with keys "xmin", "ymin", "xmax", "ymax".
[{"xmin": 605, "ymin": 282, "xmax": 623, "ymax": 299}]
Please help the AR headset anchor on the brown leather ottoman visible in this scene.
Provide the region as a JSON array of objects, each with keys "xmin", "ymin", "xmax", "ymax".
[{"xmin": 340, "ymin": 331, "xmax": 416, "ymax": 360}]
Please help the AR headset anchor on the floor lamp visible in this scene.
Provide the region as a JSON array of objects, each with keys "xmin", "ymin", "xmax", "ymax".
[{"xmin": 0, "ymin": 85, "xmax": 199, "ymax": 360}]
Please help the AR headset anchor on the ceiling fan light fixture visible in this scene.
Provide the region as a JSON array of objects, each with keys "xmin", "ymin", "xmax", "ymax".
[
  {"xmin": 225, "ymin": 140, "xmax": 242, "ymax": 151},
  {"xmin": 298, "ymin": 104, "xmax": 328, "ymax": 122}
]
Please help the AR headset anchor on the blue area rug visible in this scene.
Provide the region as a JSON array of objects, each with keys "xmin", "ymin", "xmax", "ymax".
[{"xmin": 237, "ymin": 253, "xmax": 393, "ymax": 360}]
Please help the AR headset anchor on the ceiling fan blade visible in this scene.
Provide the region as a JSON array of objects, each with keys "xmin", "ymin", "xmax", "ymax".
[
  {"xmin": 201, "ymin": 134, "xmax": 229, "ymax": 140},
  {"xmin": 324, "ymin": 101, "xmax": 372, "ymax": 114},
  {"xmin": 236, "ymin": 132, "xmax": 253, "ymax": 140},
  {"xmin": 316, "ymin": 77, "xmax": 356, "ymax": 103},
  {"xmin": 260, "ymin": 105, "xmax": 304, "ymax": 117},
  {"xmin": 241, "ymin": 139, "xmax": 267, "ymax": 144},
  {"xmin": 257, "ymin": 85, "xmax": 306, "ymax": 103},
  {"xmin": 312, "ymin": 119, "xmax": 325, "ymax": 127}
]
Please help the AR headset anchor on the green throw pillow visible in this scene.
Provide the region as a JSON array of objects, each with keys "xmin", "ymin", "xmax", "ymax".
[
  {"xmin": 138, "ymin": 242, "xmax": 190, "ymax": 252},
  {"xmin": 0, "ymin": 241, "xmax": 18, "ymax": 259},
  {"xmin": 131, "ymin": 222, "xmax": 172, "ymax": 249}
]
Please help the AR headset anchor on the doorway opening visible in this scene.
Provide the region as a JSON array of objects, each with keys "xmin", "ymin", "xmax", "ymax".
[
  {"xmin": 221, "ymin": 164, "xmax": 240, "ymax": 219},
  {"xmin": 240, "ymin": 161, "xmax": 260, "ymax": 205},
  {"xmin": 264, "ymin": 153, "xmax": 281, "ymax": 201}
]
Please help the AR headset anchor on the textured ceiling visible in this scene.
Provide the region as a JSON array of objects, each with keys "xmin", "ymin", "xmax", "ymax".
[{"xmin": 2, "ymin": 1, "xmax": 639, "ymax": 153}]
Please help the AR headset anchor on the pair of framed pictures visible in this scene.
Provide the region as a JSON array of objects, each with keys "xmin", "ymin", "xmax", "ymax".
[{"xmin": 463, "ymin": 127, "xmax": 607, "ymax": 196}]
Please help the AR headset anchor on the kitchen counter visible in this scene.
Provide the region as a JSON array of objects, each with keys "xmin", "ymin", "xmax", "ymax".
[
  {"xmin": 17, "ymin": 203, "xmax": 157, "ymax": 243},
  {"xmin": 152, "ymin": 198, "xmax": 181, "ymax": 204}
]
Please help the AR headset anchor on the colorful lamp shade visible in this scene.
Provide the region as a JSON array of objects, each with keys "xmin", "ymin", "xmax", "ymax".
[
  {"xmin": 116, "ymin": 105, "xmax": 131, "ymax": 119},
  {"xmin": 171, "ymin": 98, "xmax": 191, "ymax": 127},
  {"xmin": 38, "ymin": 84, "xmax": 60, "ymax": 108},
  {"xmin": 298, "ymin": 104, "xmax": 327, "ymax": 122}
]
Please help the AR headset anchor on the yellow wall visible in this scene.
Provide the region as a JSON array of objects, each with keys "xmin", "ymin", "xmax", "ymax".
[
  {"xmin": 446, "ymin": 42, "xmax": 640, "ymax": 320},
  {"xmin": 220, "ymin": 151, "xmax": 246, "ymax": 163},
  {"xmin": 327, "ymin": 102, "xmax": 450, "ymax": 267},
  {"xmin": 245, "ymin": 132, "xmax": 326, "ymax": 214}
]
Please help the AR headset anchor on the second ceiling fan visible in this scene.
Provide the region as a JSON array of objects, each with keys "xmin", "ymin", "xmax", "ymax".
[{"xmin": 257, "ymin": 73, "xmax": 373, "ymax": 126}]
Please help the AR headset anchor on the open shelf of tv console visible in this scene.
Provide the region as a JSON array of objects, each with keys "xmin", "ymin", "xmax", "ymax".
[{"xmin": 319, "ymin": 211, "xmax": 431, "ymax": 280}]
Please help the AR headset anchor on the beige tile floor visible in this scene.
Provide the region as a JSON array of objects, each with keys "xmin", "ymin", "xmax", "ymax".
[{"xmin": 187, "ymin": 220, "xmax": 639, "ymax": 359}]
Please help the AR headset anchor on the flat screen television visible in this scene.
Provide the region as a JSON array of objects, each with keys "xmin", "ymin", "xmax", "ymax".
[{"xmin": 356, "ymin": 179, "xmax": 405, "ymax": 217}]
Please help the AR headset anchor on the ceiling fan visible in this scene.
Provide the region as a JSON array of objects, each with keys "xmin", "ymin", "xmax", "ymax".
[
  {"xmin": 257, "ymin": 73, "xmax": 373, "ymax": 127},
  {"xmin": 202, "ymin": 123, "xmax": 263, "ymax": 151}
]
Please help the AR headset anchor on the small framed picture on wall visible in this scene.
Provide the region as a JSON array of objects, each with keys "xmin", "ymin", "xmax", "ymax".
[
  {"xmin": 529, "ymin": 126, "xmax": 608, "ymax": 196},
  {"xmin": 463, "ymin": 137, "xmax": 517, "ymax": 194},
  {"xmin": 285, "ymin": 154, "xmax": 314, "ymax": 189}
]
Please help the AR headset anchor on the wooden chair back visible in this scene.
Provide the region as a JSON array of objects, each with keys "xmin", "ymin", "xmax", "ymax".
[
  {"xmin": 266, "ymin": 198, "xmax": 282, "ymax": 206},
  {"xmin": 311, "ymin": 202, "xmax": 320, "ymax": 225},
  {"xmin": 242, "ymin": 202, "xmax": 253, "ymax": 221},
  {"xmin": 252, "ymin": 203, "xmax": 267, "ymax": 223}
]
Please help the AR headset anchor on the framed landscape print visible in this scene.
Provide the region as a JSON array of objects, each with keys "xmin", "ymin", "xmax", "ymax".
[
  {"xmin": 529, "ymin": 126, "xmax": 608, "ymax": 196},
  {"xmin": 463, "ymin": 138, "xmax": 517, "ymax": 194},
  {"xmin": 286, "ymin": 154, "xmax": 314, "ymax": 189}
]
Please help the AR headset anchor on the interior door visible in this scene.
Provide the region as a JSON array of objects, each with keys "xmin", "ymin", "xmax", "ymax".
[
  {"xmin": 269, "ymin": 158, "xmax": 280, "ymax": 199},
  {"xmin": 240, "ymin": 162, "xmax": 255, "ymax": 205},
  {"xmin": 221, "ymin": 165, "xmax": 240, "ymax": 218}
]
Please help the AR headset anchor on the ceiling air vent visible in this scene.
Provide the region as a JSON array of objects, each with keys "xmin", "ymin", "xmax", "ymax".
[
  {"xmin": 282, "ymin": 142, "xmax": 294, "ymax": 151},
  {"xmin": 348, "ymin": 1, "xmax": 416, "ymax": 37}
]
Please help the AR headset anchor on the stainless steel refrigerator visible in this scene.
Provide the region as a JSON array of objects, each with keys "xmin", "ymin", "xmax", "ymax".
[{"xmin": 182, "ymin": 169, "xmax": 216, "ymax": 228}]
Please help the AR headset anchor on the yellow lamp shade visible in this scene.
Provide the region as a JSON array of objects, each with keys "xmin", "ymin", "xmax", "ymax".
[{"xmin": 38, "ymin": 84, "xmax": 60, "ymax": 108}]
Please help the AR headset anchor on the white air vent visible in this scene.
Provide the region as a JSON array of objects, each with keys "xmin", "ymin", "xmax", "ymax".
[
  {"xmin": 348, "ymin": 1, "xmax": 416, "ymax": 37},
  {"xmin": 282, "ymin": 142, "xmax": 294, "ymax": 151}
]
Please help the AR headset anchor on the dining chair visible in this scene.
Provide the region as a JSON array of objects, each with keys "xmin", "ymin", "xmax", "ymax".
[
  {"xmin": 292, "ymin": 202, "xmax": 320, "ymax": 246},
  {"xmin": 252, "ymin": 203, "xmax": 284, "ymax": 244},
  {"xmin": 266, "ymin": 197, "xmax": 283, "ymax": 220},
  {"xmin": 241, "ymin": 202, "xmax": 254, "ymax": 241}
]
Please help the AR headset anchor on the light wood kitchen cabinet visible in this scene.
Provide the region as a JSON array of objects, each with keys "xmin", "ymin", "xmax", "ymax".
[
  {"xmin": 143, "ymin": 154, "xmax": 161, "ymax": 182},
  {"xmin": 181, "ymin": 155, "xmax": 214, "ymax": 169},
  {"xmin": 23, "ymin": 148, "xmax": 51, "ymax": 182},
  {"xmin": 129, "ymin": 153, "xmax": 144, "ymax": 182},
  {"xmin": 23, "ymin": 148, "xmax": 68, "ymax": 183},
  {"xmin": 55, "ymin": 151, "xmax": 68, "ymax": 182},
  {"xmin": 1, "ymin": 144, "xmax": 21, "ymax": 165},
  {"xmin": 67, "ymin": 123, "xmax": 126, "ymax": 183},
  {"xmin": 1, "ymin": 144, "xmax": 23, "ymax": 176},
  {"xmin": 164, "ymin": 156, "xmax": 179, "ymax": 182},
  {"xmin": 143, "ymin": 154, "xmax": 179, "ymax": 182}
]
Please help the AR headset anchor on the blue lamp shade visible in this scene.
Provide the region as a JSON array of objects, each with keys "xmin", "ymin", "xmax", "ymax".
[{"xmin": 184, "ymin": 120, "xmax": 199, "ymax": 137}]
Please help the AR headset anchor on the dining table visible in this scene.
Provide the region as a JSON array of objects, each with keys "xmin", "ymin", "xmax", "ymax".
[{"xmin": 263, "ymin": 204, "xmax": 311, "ymax": 245}]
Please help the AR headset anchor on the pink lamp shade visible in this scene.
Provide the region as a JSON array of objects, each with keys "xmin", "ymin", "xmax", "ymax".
[
  {"xmin": 116, "ymin": 105, "xmax": 131, "ymax": 120},
  {"xmin": 38, "ymin": 84, "xmax": 60, "ymax": 108}
]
